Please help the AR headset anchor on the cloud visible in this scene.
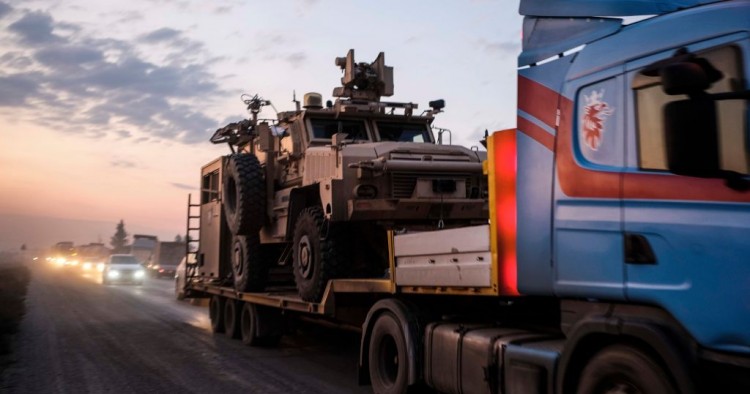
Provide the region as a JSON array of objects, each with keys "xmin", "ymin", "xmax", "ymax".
[
  {"xmin": 35, "ymin": 45, "xmax": 104, "ymax": 69},
  {"xmin": 0, "ymin": 73, "xmax": 41, "ymax": 106},
  {"xmin": 171, "ymin": 182, "xmax": 194, "ymax": 190},
  {"xmin": 0, "ymin": 52, "xmax": 33, "ymax": 69},
  {"xmin": 286, "ymin": 52, "xmax": 307, "ymax": 68},
  {"xmin": 116, "ymin": 130, "xmax": 132, "ymax": 139},
  {"xmin": 0, "ymin": 2, "xmax": 12, "ymax": 19},
  {"xmin": 0, "ymin": 9, "xmax": 225, "ymax": 144},
  {"xmin": 141, "ymin": 27, "xmax": 181, "ymax": 43},
  {"xmin": 111, "ymin": 159, "xmax": 136, "ymax": 168},
  {"xmin": 478, "ymin": 39, "xmax": 520, "ymax": 55},
  {"xmin": 8, "ymin": 11, "xmax": 61, "ymax": 44}
]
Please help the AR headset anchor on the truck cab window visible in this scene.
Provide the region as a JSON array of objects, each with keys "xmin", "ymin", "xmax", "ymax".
[
  {"xmin": 376, "ymin": 122, "xmax": 432, "ymax": 143},
  {"xmin": 634, "ymin": 45, "xmax": 749, "ymax": 174},
  {"xmin": 309, "ymin": 118, "xmax": 368, "ymax": 141}
]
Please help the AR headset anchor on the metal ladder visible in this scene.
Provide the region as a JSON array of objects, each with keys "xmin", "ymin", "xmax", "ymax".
[{"xmin": 185, "ymin": 194, "xmax": 201, "ymax": 283}]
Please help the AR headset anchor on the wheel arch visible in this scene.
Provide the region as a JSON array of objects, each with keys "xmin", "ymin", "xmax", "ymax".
[
  {"xmin": 286, "ymin": 184, "xmax": 321, "ymax": 241},
  {"xmin": 557, "ymin": 313, "xmax": 697, "ymax": 394},
  {"xmin": 358, "ymin": 298, "xmax": 423, "ymax": 387}
]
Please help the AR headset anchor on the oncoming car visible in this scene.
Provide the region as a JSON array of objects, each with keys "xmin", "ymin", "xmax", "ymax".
[{"xmin": 102, "ymin": 254, "xmax": 146, "ymax": 285}]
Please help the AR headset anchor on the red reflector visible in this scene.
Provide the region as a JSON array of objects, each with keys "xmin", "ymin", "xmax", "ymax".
[{"xmin": 492, "ymin": 130, "xmax": 518, "ymax": 296}]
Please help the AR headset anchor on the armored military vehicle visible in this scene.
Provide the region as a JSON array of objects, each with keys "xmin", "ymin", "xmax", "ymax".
[{"xmin": 197, "ymin": 50, "xmax": 488, "ymax": 301}]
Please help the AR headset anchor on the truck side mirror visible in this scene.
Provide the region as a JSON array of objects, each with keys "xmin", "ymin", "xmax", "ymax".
[
  {"xmin": 663, "ymin": 97, "xmax": 720, "ymax": 178},
  {"xmin": 661, "ymin": 62, "xmax": 712, "ymax": 95}
]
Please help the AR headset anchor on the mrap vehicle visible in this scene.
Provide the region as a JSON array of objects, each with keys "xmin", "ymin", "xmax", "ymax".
[{"xmin": 182, "ymin": 1, "xmax": 750, "ymax": 393}]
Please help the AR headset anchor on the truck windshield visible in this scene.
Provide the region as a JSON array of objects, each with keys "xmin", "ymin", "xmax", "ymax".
[
  {"xmin": 309, "ymin": 119, "xmax": 369, "ymax": 141},
  {"xmin": 109, "ymin": 255, "xmax": 139, "ymax": 265},
  {"xmin": 376, "ymin": 122, "xmax": 431, "ymax": 143}
]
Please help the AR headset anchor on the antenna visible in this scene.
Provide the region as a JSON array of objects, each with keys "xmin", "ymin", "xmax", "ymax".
[{"xmin": 293, "ymin": 90, "xmax": 300, "ymax": 111}]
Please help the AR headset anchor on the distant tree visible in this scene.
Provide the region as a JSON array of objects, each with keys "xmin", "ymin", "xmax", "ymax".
[
  {"xmin": 174, "ymin": 234, "xmax": 183, "ymax": 242},
  {"xmin": 110, "ymin": 220, "xmax": 129, "ymax": 253}
]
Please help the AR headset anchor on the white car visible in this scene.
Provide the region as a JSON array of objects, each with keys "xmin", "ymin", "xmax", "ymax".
[
  {"xmin": 174, "ymin": 254, "xmax": 196, "ymax": 300},
  {"xmin": 102, "ymin": 254, "xmax": 146, "ymax": 285}
]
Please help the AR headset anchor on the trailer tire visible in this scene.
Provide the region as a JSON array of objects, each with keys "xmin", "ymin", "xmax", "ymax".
[
  {"xmin": 224, "ymin": 299, "xmax": 242, "ymax": 339},
  {"xmin": 223, "ymin": 153, "xmax": 266, "ymax": 235},
  {"xmin": 369, "ymin": 312, "xmax": 409, "ymax": 394},
  {"xmin": 240, "ymin": 303, "xmax": 282, "ymax": 347},
  {"xmin": 231, "ymin": 234, "xmax": 268, "ymax": 292},
  {"xmin": 292, "ymin": 206, "xmax": 346, "ymax": 302},
  {"xmin": 577, "ymin": 344, "xmax": 677, "ymax": 394},
  {"xmin": 209, "ymin": 295, "xmax": 225, "ymax": 334}
]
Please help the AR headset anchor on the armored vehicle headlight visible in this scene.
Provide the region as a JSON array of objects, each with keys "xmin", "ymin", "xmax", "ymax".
[
  {"xmin": 107, "ymin": 270, "xmax": 120, "ymax": 279},
  {"xmin": 354, "ymin": 184, "xmax": 378, "ymax": 199}
]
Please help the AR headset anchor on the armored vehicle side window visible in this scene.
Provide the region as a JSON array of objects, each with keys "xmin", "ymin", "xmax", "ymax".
[
  {"xmin": 376, "ymin": 122, "xmax": 432, "ymax": 143},
  {"xmin": 634, "ymin": 45, "xmax": 748, "ymax": 174},
  {"xmin": 201, "ymin": 170, "xmax": 220, "ymax": 203},
  {"xmin": 310, "ymin": 119, "xmax": 368, "ymax": 141}
]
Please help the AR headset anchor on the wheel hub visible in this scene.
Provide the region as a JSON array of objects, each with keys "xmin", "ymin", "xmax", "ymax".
[
  {"xmin": 233, "ymin": 242, "xmax": 243, "ymax": 276},
  {"xmin": 298, "ymin": 235, "xmax": 313, "ymax": 279}
]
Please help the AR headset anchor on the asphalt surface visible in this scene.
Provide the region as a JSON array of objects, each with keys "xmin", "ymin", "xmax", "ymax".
[{"xmin": 0, "ymin": 262, "xmax": 369, "ymax": 393}]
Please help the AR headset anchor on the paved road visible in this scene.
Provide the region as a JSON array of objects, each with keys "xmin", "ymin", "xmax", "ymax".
[{"xmin": 0, "ymin": 262, "xmax": 369, "ymax": 393}]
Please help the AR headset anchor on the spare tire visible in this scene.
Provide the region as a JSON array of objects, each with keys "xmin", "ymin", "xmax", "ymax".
[{"xmin": 223, "ymin": 154, "xmax": 266, "ymax": 235}]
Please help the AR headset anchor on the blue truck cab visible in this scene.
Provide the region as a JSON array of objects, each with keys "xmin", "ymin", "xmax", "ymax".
[{"xmin": 513, "ymin": 0, "xmax": 749, "ymax": 391}]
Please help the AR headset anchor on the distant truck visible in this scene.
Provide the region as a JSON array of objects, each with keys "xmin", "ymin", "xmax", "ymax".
[
  {"xmin": 130, "ymin": 234, "xmax": 158, "ymax": 265},
  {"xmin": 151, "ymin": 241, "xmax": 185, "ymax": 278},
  {"xmin": 183, "ymin": 2, "xmax": 750, "ymax": 393}
]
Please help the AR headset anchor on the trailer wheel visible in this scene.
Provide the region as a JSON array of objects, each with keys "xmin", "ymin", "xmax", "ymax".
[
  {"xmin": 577, "ymin": 344, "xmax": 677, "ymax": 394},
  {"xmin": 231, "ymin": 234, "xmax": 268, "ymax": 292},
  {"xmin": 292, "ymin": 206, "xmax": 346, "ymax": 302},
  {"xmin": 224, "ymin": 299, "xmax": 242, "ymax": 339},
  {"xmin": 369, "ymin": 312, "xmax": 409, "ymax": 394},
  {"xmin": 209, "ymin": 295, "xmax": 225, "ymax": 334},
  {"xmin": 223, "ymin": 153, "xmax": 266, "ymax": 235},
  {"xmin": 240, "ymin": 303, "xmax": 282, "ymax": 347}
]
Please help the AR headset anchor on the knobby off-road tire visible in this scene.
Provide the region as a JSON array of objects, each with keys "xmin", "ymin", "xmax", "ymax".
[
  {"xmin": 292, "ymin": 206, "xmax": 348, "ymax": 302},
  {"xmin": 577, "ymin": 344, "xmax": 677, "ymax": 394},
  {"xmin": 231, "ymin": 234, "xmax": 269, "ymax": 292},
  {"xmin": 223, "ymin": 153, "xmax": 266, "ymax": 235}
]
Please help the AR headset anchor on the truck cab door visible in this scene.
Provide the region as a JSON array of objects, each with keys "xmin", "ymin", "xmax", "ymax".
[
  {"xmin": 623, "ymin": 35, "xmax": 750, "ymax": 353},
  {"xmin": 553, "ymin": 68, "xmax": 627, "ymax": 300}
]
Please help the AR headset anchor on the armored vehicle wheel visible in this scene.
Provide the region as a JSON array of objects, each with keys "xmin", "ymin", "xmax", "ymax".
[
  {"xmin": 223, "ymin": 153, "xmax": 266, "ymax": 235},
  {"xmin": 292, "ymin": 206, "xmax": 347, "ymax": 302},
  {"xmin": 231, "ymin": 234, "xmax": 268, "ymax": 292}
]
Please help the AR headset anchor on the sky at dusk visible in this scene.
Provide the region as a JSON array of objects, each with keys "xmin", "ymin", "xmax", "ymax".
[{"xmin": 0, "ymin": 0, "xmax": 522, "ymax": 251}]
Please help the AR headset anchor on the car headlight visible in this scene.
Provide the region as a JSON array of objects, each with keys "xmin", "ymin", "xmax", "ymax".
[
  {"xmin": 134, "ymin": 270, "xmax": 145, "ymax": 278},
  {"xmin": 82, "ymin": 262, "xmax": 92, "ymax": 270},
  {"xmin": 107, "ymin": 270, "xmax": 120, "ymax": 279}
]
